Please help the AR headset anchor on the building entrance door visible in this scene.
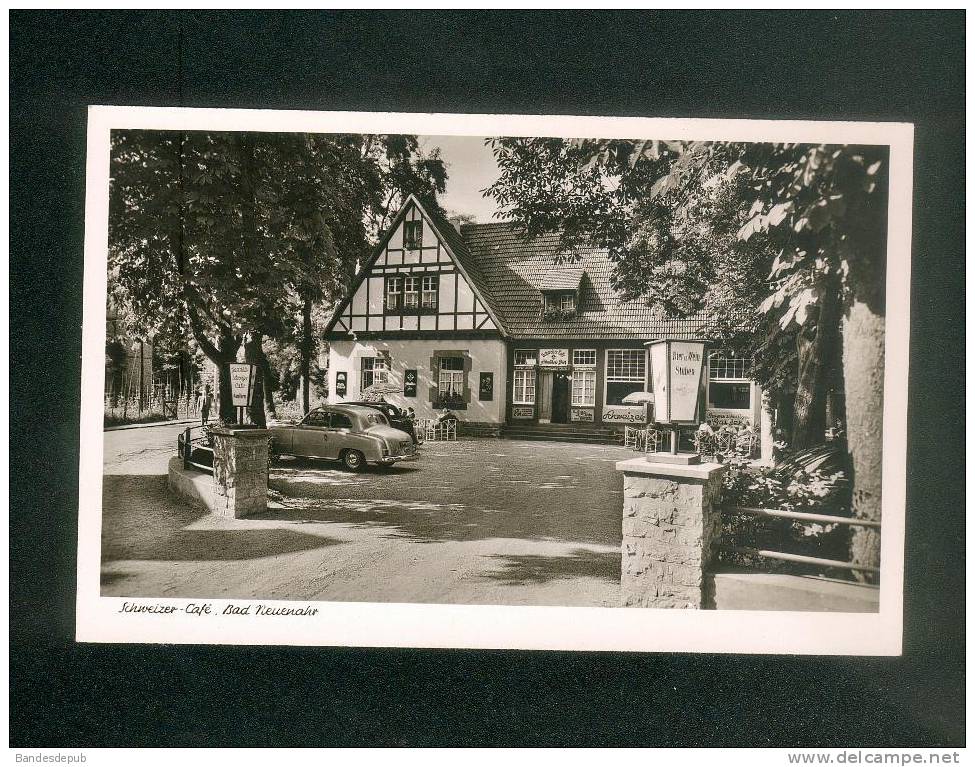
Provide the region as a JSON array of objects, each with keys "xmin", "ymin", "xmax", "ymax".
[
  {"xmin": 552, "ymin": 372, "xmax": 570, "ymax": 423},
  {"xmin": 537, "ymin": 371, "xmax": 553, "ymax": 423}
]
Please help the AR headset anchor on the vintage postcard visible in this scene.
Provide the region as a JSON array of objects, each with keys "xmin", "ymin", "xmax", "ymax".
[{"xmin": 77, "ymin": 107, "xmax": 913, "ymax": 653}]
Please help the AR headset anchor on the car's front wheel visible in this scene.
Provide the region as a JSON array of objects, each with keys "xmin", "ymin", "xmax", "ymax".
[{"xmin": 341, "ymin": 449, "xmax": 366, "ymax": 472}]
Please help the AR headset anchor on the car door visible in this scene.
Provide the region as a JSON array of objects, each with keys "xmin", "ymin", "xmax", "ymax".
[
  {"xmin": 292, "ymin": 409, "xmax": 330, "ymax": 458},
  {"xmin": 324, "ymin": 410, "xmax": 355, "ymax": 460}
]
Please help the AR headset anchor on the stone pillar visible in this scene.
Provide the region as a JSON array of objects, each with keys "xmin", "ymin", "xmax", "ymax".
[
  {"xmin": 211, "ymin": 427, "xmax": 269, "ymax": 519},
  {"xmin": 616, "ymin": 458, "xmax": 727, "ymax": 609}
]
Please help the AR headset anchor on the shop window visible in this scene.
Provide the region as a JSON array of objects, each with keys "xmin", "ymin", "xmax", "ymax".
[
  {"xmin": 404, "ymin": 220, "xmax": 423, "ymax": 250},
  {"xmin": 708, "ymin": 352, "xmax": 752, "ymax": 380},
  {"xmin": 437, "ymin": 356, "xmax": 465, "ymax": 402},
  {"xmin": 571, "ymin": 370, "xmax": 596, "ymax": 406},
  {"xmin": 421, "ymin": 275, "xmax": 439, "ymax": 310},
  {"xmin": 361, "ymin": 356, "xmax": 389, "ymax": 392},
  {"xmin": 605, "ymin": 349, "xmax": 646, "ymax": 405},
  {"xmin": 385, "ymin": 276, "xmax": 403, "ymax": 311},
  {"xmin": 707, "ymin": 352, "xmax": 753, "ymax": 410},
  {"xmin": 709, "ymin": 382, "xmax": 752, "ymax": 409},
  {"xmin": 572, "ymin": 349, "xmax": 596, "ymax": 367},
  {"xmin": 514, "ymin": 349, "xmax": 537, "ymax": 367},
  {"xmin": 513, "ymin": 369, "xmax": 536, "ymax": 405}
]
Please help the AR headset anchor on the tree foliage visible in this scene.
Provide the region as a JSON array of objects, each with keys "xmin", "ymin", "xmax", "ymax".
[{"xmin": 109, "ymin": 130, "xmax": 447, "ymax": 422}]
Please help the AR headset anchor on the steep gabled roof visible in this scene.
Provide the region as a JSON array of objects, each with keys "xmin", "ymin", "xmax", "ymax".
[{"xmin": 459, "ymin": 222, "xmax": 713, "ymax": 341}]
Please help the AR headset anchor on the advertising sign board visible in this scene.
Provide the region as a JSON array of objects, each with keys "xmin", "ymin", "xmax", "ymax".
[
  {"xmin": 479, "ymin": 372, "xmax": 494, "ymax": 401},
  {"xmin": 335, "ymin": 371, "xmax": 347, "ymax": 398},
  {"xmin": 404, "ymin": 369, "xmax": 417, "ymax": 397},
  {"xmin": 538, "ymin": 348, "xmax": 569, "ymax": 369},
  {"xmin": 229, "ymin": 363, "xmax": 257, "ymax": 407}
]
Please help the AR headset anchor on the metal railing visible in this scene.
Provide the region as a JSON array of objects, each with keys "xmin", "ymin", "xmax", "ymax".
[
  {"xmin": 720, "ymin": 505, "xmax": 880, "ymax": 575},
  {"xmin": 177, "ymin": 425, "xmax": 214, "ymax": 474}
]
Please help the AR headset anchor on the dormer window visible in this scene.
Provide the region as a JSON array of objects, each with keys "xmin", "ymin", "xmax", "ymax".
[
  {"xmin": 404, "ymin": 220, "xmax": 423, "ymax": 250},
  {"xmin": 542, "ymin": 291, "xmax": 578, "ymax": 320}
]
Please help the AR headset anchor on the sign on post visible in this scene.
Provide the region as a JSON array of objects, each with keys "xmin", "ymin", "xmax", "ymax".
[
  {"xmin": 229, "ymin": 363, "xmax": 257, "ymax": 407},
  {"xmin": 647, "ymin": 340, "xmax": 707, "ymax": 425}
]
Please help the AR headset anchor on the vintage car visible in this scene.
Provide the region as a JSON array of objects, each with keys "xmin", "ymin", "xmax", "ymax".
[
  {"xmin": 344, "ymin": 400, "xmax": 419, "ymax": 444},
  {"xmin": 269, "ymin": 404, "xmax": 417, "ymax": 471}
]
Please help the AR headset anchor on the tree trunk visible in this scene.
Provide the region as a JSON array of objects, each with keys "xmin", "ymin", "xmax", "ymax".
[
  {"xmin": 791, "ymin": 280, "xmax": 842, "ymax": 449},
  {"xmin": 258, "ymin": 346, "xmax": 277, "ymax": 419},
  {"xmin": 244, "ymin": 333, "xmax": 267, "ymax": 427},
  {"xmin": 299, "ymin": 296, "xmax": 313, "ymax": 414},
  {"xmin": 843, "ymin": 298, "xmax": 885, "ymax": 583}
]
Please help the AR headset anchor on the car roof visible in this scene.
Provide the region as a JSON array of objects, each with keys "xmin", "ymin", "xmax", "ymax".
[{"xmin": 319, "ymin": 403, "xmax": 383, "ymax": 416}]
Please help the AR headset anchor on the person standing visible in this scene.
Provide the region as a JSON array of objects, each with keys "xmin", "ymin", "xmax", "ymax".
[{"xmin": 201, "ymin": 384, "xmax": 213, "ymax": 426}]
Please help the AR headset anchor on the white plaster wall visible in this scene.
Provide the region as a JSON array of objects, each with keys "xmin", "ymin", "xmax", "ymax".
[{"xmin": 329, "ymin": 339, "xmax": 508, "ymax": 423}]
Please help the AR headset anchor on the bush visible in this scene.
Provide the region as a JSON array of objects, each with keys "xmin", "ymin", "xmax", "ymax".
[{"xmin": 718, "ymin": 451, "xmax": 853, "ymax": 576}]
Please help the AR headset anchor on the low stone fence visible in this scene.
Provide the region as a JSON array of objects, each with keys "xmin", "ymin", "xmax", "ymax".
[
  {"xmin": 168, "ymin": 426, "xmax": 269, "ymax": 519},
  {"xmin": 614, "ymin": 456, "xmax": 879, "ymax": 611}
]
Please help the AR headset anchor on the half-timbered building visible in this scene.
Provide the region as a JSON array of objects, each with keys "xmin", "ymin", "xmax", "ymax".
[{"xmin": 324, "ymin": 195, "xmax": 769, "ymax": 446}]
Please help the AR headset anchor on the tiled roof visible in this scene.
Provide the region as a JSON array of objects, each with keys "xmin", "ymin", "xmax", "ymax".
[
  {"xmin": 536, "ymin": 266, "xmax": 586, "ymax": 292},
  {"xmin": 457, "ymin": 222, "xmax": 714, "ymax": 341}
]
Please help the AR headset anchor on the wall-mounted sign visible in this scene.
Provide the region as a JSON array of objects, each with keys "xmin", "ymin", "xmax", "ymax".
[
  {"xmin": 479, "ymin": 372, "xmax": 494, "ymax": 401},
  {"xmin": 601, "ymin": 405, "xmax": 645, "ymax": 424},
  {"xmin": 570, "ymin": 408, "xmax": 595, "ymax": 422},
  {"xmin": 706, "ymin": 409, "xmax": 752, "ymax": 429},
  {"xmin": 511, "ymin": 406, "xmax": 534, "ymax": 419},
  {"xmin": 335, "ymin": 371, "xmax": 348, "ymax": 398},
  {"xmin": 648, "ymin": 339, "xmax": 706, "ymax": 425},
  {"xmin": 404, "ymin": 369, "xmax": 418, "ymax": 397},
  {"xmin": 538, "ymin": 348, "xmax": 569, "ymax": 369},
  {"xmin": 228, "ymin": 363, "xmax": 257, "ymax": 407}
]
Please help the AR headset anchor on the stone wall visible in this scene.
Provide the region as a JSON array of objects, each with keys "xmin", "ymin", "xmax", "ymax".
[
  {"xmin": 616, "ymin": 459, "xmax": 726, "ymax": 609},
  {"xmin": 211, "ymin": 427, "xmax": 269, "ymax": 519}
]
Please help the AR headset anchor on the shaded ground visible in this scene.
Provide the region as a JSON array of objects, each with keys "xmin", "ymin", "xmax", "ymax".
[{"xmin": 102, "ymin": 427, "xmax": 635, "ymax": 606}]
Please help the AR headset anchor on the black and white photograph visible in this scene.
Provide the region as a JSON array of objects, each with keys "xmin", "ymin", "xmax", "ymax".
[{"xmin": 76, "ymin": 108, "xmax": 912, "ymax": 652}]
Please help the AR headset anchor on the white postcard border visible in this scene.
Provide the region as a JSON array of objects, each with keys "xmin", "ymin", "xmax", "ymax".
[{"xmin": 77, "ymin": 106, "xmax": 914, "ymax": 654}]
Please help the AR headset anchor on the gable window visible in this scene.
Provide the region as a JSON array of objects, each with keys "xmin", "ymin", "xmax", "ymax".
[
  {"xmin": 421, "ymin": 275, "xmax": 439, "ymax": 310},
  {"xmin": 361, "ymin": 356, "xmax": 389, "ymax": 392},
  {"xmin": 404, "ymin": 276, "xmax": 420, "ymax": 309},
  {"xmin": 385, "ymin": 276, "xmax": 403, "ymax": 311},
  {"xmin": 559, "ymin": 293, "xmax": 576, "ymax": 312},
  {"xmin": 404, "ymin": 220, "xmax": 423, "ymax": 250},
  {"xmin": 437, "ymin": 357, "xmax": 465, "ymax": 402},
  {"xmin": 605, "ymin": 349, "xmax": 646, "ymax": 406}
]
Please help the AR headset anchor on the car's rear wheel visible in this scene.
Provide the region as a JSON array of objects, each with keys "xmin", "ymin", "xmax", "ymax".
[{"xmin": 341, "ymin": 449, "xmax": 366, "ymax": 472}]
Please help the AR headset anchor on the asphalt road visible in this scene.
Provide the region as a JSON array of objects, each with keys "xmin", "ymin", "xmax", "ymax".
[{"xmin": 101, "ymin": 423, "xmax": 634, "ymax": 607}]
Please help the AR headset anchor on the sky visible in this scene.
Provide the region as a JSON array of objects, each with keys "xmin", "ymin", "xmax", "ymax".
[{"xmin": 419, "ymin": 135, "xmax": 503, "ymax": 223}]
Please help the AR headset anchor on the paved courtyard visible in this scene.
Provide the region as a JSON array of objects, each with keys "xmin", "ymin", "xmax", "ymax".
[{"xmin": 101, "ymin": 424, "xmax": 637, "ymax": 607}]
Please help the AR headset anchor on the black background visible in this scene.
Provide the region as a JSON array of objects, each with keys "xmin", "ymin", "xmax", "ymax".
[{"xmin": 10, "ymin": 10, "xmax": 965, "ymax": 747}]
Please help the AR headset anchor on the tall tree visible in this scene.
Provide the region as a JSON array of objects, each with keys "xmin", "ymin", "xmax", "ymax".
[{"xmin": 109, "ymin": 130, "xmax": 446, "ymax": 424}]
